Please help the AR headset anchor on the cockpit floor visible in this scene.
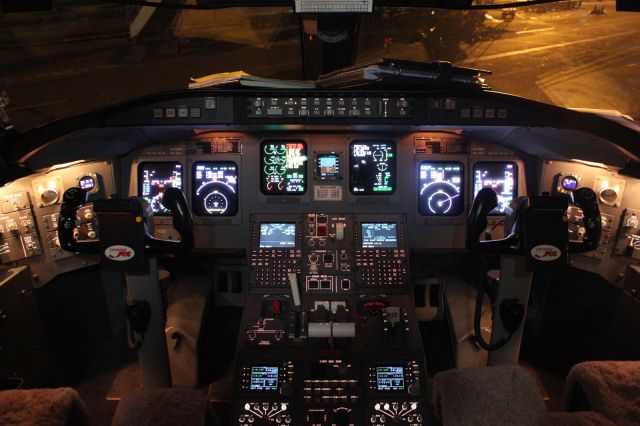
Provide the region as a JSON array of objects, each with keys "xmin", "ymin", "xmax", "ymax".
[{"xmin": 75, "ymin": 331, "xmax": 139, "ymax": 426}]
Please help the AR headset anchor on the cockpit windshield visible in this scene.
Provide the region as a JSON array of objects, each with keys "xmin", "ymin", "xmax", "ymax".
[{"xmin": 1, "ymin": 1, "xmax": 639, "ymax": 132}]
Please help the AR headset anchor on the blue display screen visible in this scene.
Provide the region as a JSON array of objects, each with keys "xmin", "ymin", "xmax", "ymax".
[
  {"xmin": 361, "ymin": 223, "xmax": 398, "ymax": 248},
  {"xmin": 561, "ymin": 175, "xmax": 579, "ymax": 191},
  {"xmin": 317, "ymin": 153, "xmax": 340, "ymax": 179},
  {"xmin": 376, "ymin": 366, "xmax": 405, "ymax": 391},
  {"xmin": 250, "ymin": 366, "xmax": 279, "ymax": 391},
  {"xmin": 259, "ymin": 223, "xmax": 296, "ymax": 248}
]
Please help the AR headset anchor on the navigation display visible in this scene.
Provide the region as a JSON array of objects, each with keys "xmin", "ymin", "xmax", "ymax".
[
  {"xmin": 361, "ymin": 223, "xmax": 398, "ymax": 248},
  {"xmin": 349, "ymin": 141, "xmax": 396, "ymax": 194},
  {"xmin": 138, "ymin": 162, "xmax": 183, "ymax": 215},
  {"xmin": 473, "ymin": 162, "xmax": 518, "ymax": 215},
  {"xmin": 259, "ymin": 223, "xmax": 296, "ymax": 248},
  {"xmin": 376, "ymin": 366, "xmax": 405, "ymax": 391},
  {"xmin": 192, "ymin": 162, "xmax": 238, "ymax": 216},
  {"xmin": 249, "ymin": 366, "xmax": 279, "ymax": 392},
  {"xmin": 261, "ymin": 141, "xmax": 307, "ymax": 194},
  {"xmin": 316, "ymin": 152, "xmax": 341, "ymax": 180},
  {"xmin": 418, "ymin": 161, "xmax": 464, "ymax": 216}
]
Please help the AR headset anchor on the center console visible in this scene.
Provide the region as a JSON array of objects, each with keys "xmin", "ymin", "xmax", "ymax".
[{"xmin": 235, "ymin": 213, "xmax": 426, "ymax": 425}]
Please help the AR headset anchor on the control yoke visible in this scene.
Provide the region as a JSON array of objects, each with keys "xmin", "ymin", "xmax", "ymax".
[
  {"xmin": 58, "ymin": 187, "xmax": 195, "ymax": 266},
  {"xmin": 465, "ymin": 187, "xmax": 601, "ymax": 353},
  {"xmin": 466, "ymin": 187, "xmax": 601, "ymax": 261}
]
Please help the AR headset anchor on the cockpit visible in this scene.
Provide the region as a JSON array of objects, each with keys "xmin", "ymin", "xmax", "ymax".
[{"xmin": 1, "ymin": 1, "xmax": 640, "ymax": 425}]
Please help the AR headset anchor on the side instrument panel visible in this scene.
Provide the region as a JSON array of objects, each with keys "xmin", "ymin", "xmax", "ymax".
[
  {"xmin": 0, "ymin": 162, "xmax": 115, "ymax": 286},
  {"xmin": 540, "ymin": 160, "xmax": 640, "ymax": 288}
]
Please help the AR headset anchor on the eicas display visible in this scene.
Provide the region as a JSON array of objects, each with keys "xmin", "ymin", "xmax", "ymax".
[
  {"xmin": 192, "ymin": 162, "xmax": 238, "ymax": 216},
  {"xmin": 473, "ymin": 162, "xmax": 518, "ymax": 214},
  {"xmin": 418, "ymin": 162, "xmax": 464, "ymax": 216},
  {"xmin": 138, "ymin": 162, "xmax": 183, "ymax": 215},
  {"xmin": 349, "ymin": 141, "xmax": 396, "ymax": 194},
  {"xmin": 261, "ymin": 141, "xmax": 307, "ymax": 194}
]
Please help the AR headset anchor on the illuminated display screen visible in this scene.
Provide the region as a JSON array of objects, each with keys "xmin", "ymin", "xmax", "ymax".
[
  {"xmin": 249, "ymin": 366, "xmax": 279, "ymax": 391},
  {"xmin": 361, "ymin": 223, "xmax": 398, "ymax": 248},
  {"xmin": 473, "ymin": 162, "xmax": 518, "ymax": 215},
  {"xmin": 79, "ymin": 175, "xmax": 96, "ymax": 192},
  {"xmin": 561, "ymin": 175, "xmax": 579, "ymax": 191},
  {"xmin": 316, "ymin": 152, "xmax": 341, "ymax": 179},
  {"xmin": 418, "ymin": 161, "xmax": 464, "ymax": 216},
  {"xmin": 376, "ymin": 366, "xmax": 405, "ymax": 391},
  {"xmin": 192, "ymin": 162, "xmax": 238, "ymax": 216},
  {"xmin": 261, "ymin": 141, "xmax": 307, "ymax": 194},
  {"xmin": 349, "ymin": 141, "xmax": 396, "ymax": 194},
  {"xmin": 259, "ymin": 223, "xmax": 296, "ymax": 248},
  {"xmin": 138, "ymin": 162, "xmax": 183, "ymax": 215}
]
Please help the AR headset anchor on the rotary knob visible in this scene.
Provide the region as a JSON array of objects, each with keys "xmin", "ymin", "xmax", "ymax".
[
  {"xmin": 279, "ymin": 381, "xmax": 293, "ymax": 397},
  {"xmin": 408, "ymin": 379, "xmax": 421, "ymax": 396}
]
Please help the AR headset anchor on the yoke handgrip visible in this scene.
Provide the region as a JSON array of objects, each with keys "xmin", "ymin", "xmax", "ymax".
[
  {"xmin": 146, "ymin": 187, "xmax": 194, "ymax": 253},
  {"xmin": 466, "ymin": 187, "xmax": 498, "ymax": 253},
  {"xmin": 466, "ymin": 187, "xmax": 523, "ymax": 254},
  {"xmin": 569, "ymin": 187, "xmax": 601, "ymax": 253},
  {"xmin": 58, "ymin": 187, "xmax": 99, "ymax": 253}
]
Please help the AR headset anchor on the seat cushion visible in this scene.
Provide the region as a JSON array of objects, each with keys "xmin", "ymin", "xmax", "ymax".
[
  {"xmin": 563, "ymin": 361, "xmax": 640, "ymax": 425},
  {"xmin": 433, "ymin": 365, "xmax": 547, "ymax": 426},
  {"xmin": 112, "ymin": 388, "xmax": 211, "ymax": 426},
  {"xmin": 0, "ymin": 387, "xmax": 89, "ymax": 426}
]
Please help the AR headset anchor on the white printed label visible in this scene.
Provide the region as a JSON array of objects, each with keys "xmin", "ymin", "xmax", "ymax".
[
  {"xmin": 314, "ymin": 185, "xmax": 343, "ymax": 201},
  {"xmin": 530, "ymin": 245, "xmax": 562, "ymax": 261},
  {"xmin": 104, "ymin": 245, "xmax": 135, "ymax": 261}
]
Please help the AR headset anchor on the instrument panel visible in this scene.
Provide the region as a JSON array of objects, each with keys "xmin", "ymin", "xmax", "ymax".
[
  {"xmin": 128, "ymin": 134, "xmax": 525, "ymax": 223},
  {"xmin": 7, "ymin": 128, "xmax": 638, "ymax": 291}
]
